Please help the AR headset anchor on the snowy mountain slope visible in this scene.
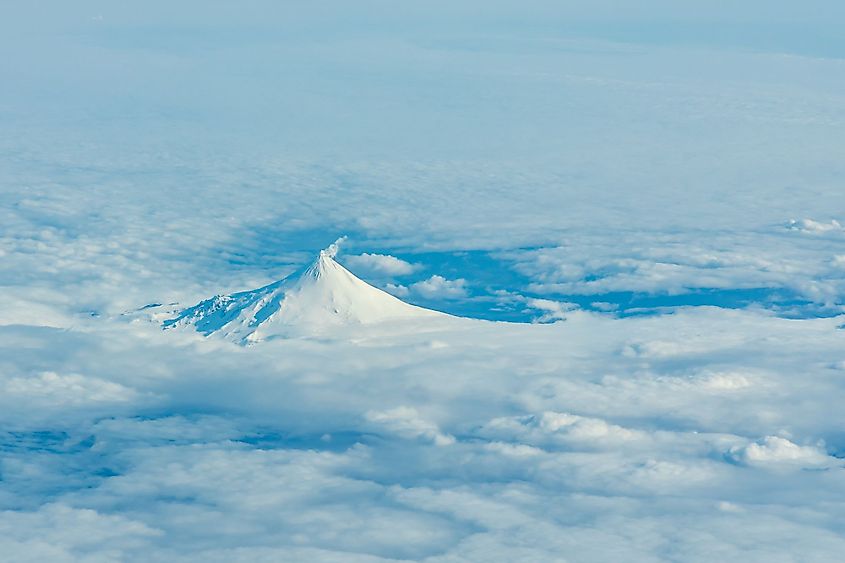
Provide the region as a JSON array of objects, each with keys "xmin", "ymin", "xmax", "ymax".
[{"xmin": 163, "ymin": 245, "xmax": 445, "ymax": 343}]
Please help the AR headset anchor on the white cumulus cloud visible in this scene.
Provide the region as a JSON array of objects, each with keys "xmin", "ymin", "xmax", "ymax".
[
  {"xmin": 366, "ymin": 406, "xmax": 456, "ymax": 446},
  {"xmin": 728, "ymin": 436, "xmax": 833, "ymax": 468},
  {"xmin": 410, "ymin": 275, "xmax": 468, "ymax": 299},
  {"xmin": 787, "ymin": 218, "xmax": 844, "ymax": 234},
  {"xmin": 343, "ymin": 253, "xmax": 421, "ymax": 276}
]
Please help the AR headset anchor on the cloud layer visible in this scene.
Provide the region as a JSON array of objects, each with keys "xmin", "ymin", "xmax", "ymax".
[
  {"xmin": 2, "ymin": 1, "xmax": 845, "ymax": 560},
  {"xmin": 1, "ymin": 308, "xmax": 845, "ymax": 560}
]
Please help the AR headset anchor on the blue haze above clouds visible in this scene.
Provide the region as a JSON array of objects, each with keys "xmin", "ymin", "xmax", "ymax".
[{"xmin": 2, "ymin": 1, "xmax": 845, "ymax": 561}]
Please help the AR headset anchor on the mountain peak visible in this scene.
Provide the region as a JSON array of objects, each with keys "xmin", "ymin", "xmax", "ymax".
[
  {"xmin": 320, "ymin": 236, "xmax": 345, "ymax": 259},
  {"xmin": 163, "ymin": 243, "xmax": 442, "ymax": 344},
  {"xmin": 305, "ymin": 244, "xmax": 345, "ymax": 281}
]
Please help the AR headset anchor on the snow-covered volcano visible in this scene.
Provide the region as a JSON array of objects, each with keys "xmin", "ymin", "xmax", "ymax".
[{"xmin": 163, "ymin": 245, "xmax": 444, "ymax": 343}]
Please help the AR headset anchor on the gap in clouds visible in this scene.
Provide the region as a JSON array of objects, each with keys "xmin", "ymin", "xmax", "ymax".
[{"xmin": 202, "ymin": 223, "xmax": 845, "ymax": 322}]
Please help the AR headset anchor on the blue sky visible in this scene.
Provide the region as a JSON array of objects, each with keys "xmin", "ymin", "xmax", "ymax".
[{"xmin": 2, "ymin": 2, "xmax": 845, "ymax": 561}]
